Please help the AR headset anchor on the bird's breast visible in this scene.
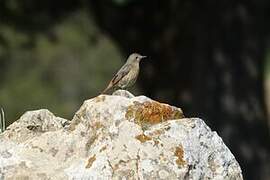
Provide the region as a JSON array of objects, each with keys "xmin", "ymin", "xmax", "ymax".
[{"xmin": 119, "ymin": 65, "xmax": 139, "ymax": 88}]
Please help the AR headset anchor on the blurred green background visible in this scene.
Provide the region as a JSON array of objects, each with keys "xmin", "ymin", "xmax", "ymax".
[
  {"xmin": 0, "ymin": 11, "xmax": 123, "ymax": 120},
  {"xmin": 0, "ymin": 0, "xmax": 270, "ymax": 180}
]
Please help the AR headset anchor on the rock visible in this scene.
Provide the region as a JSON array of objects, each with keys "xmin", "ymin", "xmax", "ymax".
[
  {"xmin": 112, "ymin": 89, "xmax": 135, "ymax": 98},
  {"xmin": 0, "ymin": 90, "xmax": 243, "ymax": 180},
  {"xmin": 1, "ymin": 109, "xmax": 69, "ymax": 143}
]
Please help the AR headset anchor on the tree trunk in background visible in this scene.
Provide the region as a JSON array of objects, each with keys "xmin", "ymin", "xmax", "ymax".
[{"xmin": 90, "ymin": 1, "xmax": 270, "ymax": 179}]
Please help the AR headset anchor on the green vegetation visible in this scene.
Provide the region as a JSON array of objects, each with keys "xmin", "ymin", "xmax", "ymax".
[
  {"xmin": 0, "ymin": 108, "xmax": 5, "ymax": 133},
  {"xmin": 0, "ymin": 11, "xmax": 123, "ymax": 124}
]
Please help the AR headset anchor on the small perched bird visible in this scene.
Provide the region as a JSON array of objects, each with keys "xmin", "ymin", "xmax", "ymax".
[{"xmin": 102, "ymin": 53, "xmax": 147, "ymax": 94}]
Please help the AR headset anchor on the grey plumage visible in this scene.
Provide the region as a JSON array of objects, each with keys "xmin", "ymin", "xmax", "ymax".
[{"xmin": 102, "ymin": 53, "xmax": 146, "ymax": 94}]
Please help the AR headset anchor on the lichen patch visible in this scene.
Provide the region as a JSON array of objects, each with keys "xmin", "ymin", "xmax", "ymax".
[
  {"xmin": 174, "ymin": 146, "xmax": 186, "ymax": 167},
  {"xmin": 99, "ymin": 145, "xmax": 107, "ymax": 152},
  {"xmin": 149, "ymin": 129, "xmax": 165, "ymax": 136},
  {"xmin": 135, "ymin": 134, "xmax": 152, "ymax": 143},
  {"xmin": 85, "ymin": 134, "xmax": 98, "ymax": 152},
  {"xmin": 154, "ymin": 140, "xmax": 160, "ymax": 146},
  {"xmin": 85, "ymin": 154, "xmax": 96, "ymax": 169},
  {"xmin": 125, "ymin": 101, "xmax": 184, "ymax": 128}
]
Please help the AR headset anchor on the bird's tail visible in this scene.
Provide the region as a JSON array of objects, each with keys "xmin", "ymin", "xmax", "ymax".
[{"xmin": 102, "ymin": 83, "xmax": 112, "ymax": 94}]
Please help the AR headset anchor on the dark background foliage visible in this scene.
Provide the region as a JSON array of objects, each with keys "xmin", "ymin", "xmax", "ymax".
[{"xmin": 0, "ymin": 0, "xmax": 270, "ymax": 179}]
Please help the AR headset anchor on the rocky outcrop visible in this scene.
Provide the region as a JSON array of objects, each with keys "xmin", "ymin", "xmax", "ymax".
[{"xmin": 0, "ymin": 90, "xmax": 243, "ymax": 180}]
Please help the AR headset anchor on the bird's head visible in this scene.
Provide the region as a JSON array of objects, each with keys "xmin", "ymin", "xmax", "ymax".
[{"xmin": 127, "ymin": 53, "xmax": 147, "ymax": 63}]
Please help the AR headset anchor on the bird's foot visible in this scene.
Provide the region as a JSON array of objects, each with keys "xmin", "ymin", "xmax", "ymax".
[{"xmin": 112, "ymin": 90, "xmax": 135, "ymax": 98}]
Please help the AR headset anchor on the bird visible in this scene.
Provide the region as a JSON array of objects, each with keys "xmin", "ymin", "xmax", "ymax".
[{"xmin": 102, "ymin": 53, "xmax": 147, "ymax": 94}]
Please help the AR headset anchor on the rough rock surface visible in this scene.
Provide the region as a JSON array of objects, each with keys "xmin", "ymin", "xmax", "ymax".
[{"xmin": 0, "ymin": 90, "xmax": 243, "ymax": 180}]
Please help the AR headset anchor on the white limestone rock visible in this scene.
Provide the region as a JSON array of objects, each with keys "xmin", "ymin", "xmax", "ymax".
[{"xmin": 0, "ymin": 90, "xmax": 243, "ymax": 180}]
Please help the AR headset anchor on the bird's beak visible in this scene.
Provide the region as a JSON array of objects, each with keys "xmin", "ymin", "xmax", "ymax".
[{"xmin": 140, "ymin": 55, "xmax": 147, "ymax": 59}]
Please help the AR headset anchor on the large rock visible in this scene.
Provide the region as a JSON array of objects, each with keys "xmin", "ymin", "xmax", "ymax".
[{"xmin": 0, "ymin": 90, "xmax": 243, "ymax": 180}]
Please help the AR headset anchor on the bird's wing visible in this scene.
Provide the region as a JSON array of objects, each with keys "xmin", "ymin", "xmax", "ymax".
[
  {"xmin": 102, "ymin": 64, "xmax": 131, "ymax": 94},
  {"xmin": 110, "ymin": 64, "xmax": 131, "ymax": 85}
]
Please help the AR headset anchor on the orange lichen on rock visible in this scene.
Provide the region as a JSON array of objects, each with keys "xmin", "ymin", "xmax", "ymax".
[
  {"xmin": 149, "ymin": 129, "xmax": 166, "ymax": 136},
  {"xmin": 85, "ymin": 154, "xmax": 96, "ymax": 169},
  {"xmin": 125, "ymin": 101, "xmax": 184, "ymax": 128},
  {"xmin": 135, "ymin": 134, "xmax": 152, "ymax": 143},
  {"xmin": 174, "ymin": 146, "xmax": 186, "ymax": 167}
]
